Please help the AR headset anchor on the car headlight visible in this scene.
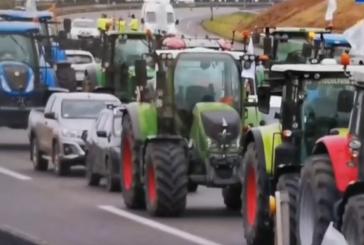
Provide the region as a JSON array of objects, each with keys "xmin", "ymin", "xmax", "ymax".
[{"xmin": 62, "ymin": 128, "xmax": 82, "ymax": 138}]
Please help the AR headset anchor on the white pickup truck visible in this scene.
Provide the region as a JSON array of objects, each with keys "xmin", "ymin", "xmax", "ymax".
[{"xmin": 27, "ymin": 92, "xmax": 121, "ymax": 176}]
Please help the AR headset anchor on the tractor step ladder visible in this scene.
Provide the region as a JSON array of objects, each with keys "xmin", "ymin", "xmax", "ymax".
[{"xmin": 274, "ymin": 191, "xmax": 290, "ymax": 245}]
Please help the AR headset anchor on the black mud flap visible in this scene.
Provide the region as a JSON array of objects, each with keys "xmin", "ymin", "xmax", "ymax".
[{"xmin": 92, "ymin": 87, "xmax": 115, "ymax": 95}]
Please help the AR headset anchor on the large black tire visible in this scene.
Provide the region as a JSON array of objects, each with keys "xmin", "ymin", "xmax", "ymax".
[
  {"xmin": 144, "ymin": 142, "xmax": 188, "ymax": 217},
  {"xmin": 30, "ymin": 137, "xmax": 48, "ymax": 171},
  {"xmin": 222, "ymin": 185, "xmax": 242, "ymax": 210},
  {"xmin": 297, "ymin": 154, "xmax": 340, "ymax": 245},
  {"xmin": 120, "ymin": 115, "xmax": 145, "ymax": 209},
  {"xmin": 242, "ymin": 142, "xmax": 273, "ymax": 245},
  {"xmin": 342, "ymin": 195, "xmax": 364, "ymax": 245},
  {"xmin": 276, "ymin": 173, "xmax": 300, "ymax": 245}
]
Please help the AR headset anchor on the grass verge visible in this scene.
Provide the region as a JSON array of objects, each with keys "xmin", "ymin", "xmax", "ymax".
[{"xmin": 201, "ymin": 13, "xmax": 255, "ymax": 41}]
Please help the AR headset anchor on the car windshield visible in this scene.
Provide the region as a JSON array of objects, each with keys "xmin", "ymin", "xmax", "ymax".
[
  {"xmin": 0, "ymin": 34, "xmax": 35, "ymax": 65},
  {"xmin": 167, "ymin": 12, "xmax": 174, "ymax": 23},
  {"xmin": 114, "ymin": 39, "xmax": 149, "ymax": 66},
  {"xmin": 113, "ymin": 117, "xmax": 122, "ymax": 136},
  {"xmin": 72, "ymin": 20, "xmax": 95, "ymax": 28},
  {"xmin": 276, "ymin": 37, "xmax": 309, "ymax": 63},
  {"xmin": 174, "ymin": 53, "xmax": 240, "ymax": 110},
  {"xmin": 66, "ymin": 54, "xmax": 93, "ymax": 64},
  {"xmin": 303, "ymin": 78, "xmax": 354, "ymax": 151},
  {"xmin": 146, "ymin": 12, "xmax": 156, "ymax": 23},
  {"xmin": 61, "ymin": 100, "xmax": 117, "ymax": 119}
]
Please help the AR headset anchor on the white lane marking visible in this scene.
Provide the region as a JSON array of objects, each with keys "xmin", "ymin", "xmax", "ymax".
[
  {"xmin": 99, "ymin": 205, "xmax": 223, "ymax": 245},
  {"xmin": 0, "ymin": 167, "xmax": 32, "ymax": 180}
]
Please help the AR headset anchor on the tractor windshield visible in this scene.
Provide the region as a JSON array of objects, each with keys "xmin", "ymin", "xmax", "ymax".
[
  {"xmin": 276, "ymin": 38, "xmax": 308, "ymax": 63},
  {"xmin": 114, "ymin": 39, "xmax": 149, "ymax": 67},
  {"xmin": 0, "ymin": 34, "xmax": 36, "ymax": 66},
  {"xmin": 302, "ymin": 78, "xmax": 354, "ymax": 149},
  {"xmin": 174, "ymin": 52, "xmax": 240, "ymax": 110}
]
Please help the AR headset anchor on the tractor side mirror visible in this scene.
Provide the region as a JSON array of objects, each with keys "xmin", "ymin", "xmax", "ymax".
[
  {"xmin": 175, "ymin": 19, "xmax": 179, "ymax": 25},
  {"xmin": 337, "ymin": 90, "xmax": 354, "ymax": 113},
  {"xmin": 141, "ymin": 18, "xmax": 145, "ymax": 24},
  {"xmin": 302, "ymin": 43, "xmax": 313, "ymax": 58},
  {"xmin": 252, "ymin": 31, "xmax": 260, "ymax": 44},
  {"xmin": 63, "ymin": 18, "xmax": 71, "ymax": 33},
  {"xmin": 257, "ymin": 85, "xmax": 271, "ymax": 114},
  {"xmin": 263, "ymin": 37, "xmax": 272, "ymax": 56}
]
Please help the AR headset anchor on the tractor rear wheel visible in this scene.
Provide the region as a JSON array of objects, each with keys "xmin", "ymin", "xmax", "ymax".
[
  {"xmin": 276, "ymin": 173, "xmax": 300, "ymax": 245},
  {"xmin": 342, "ymin": 195, "xmax": 364, "ymax": 245},
  {"xmin": 297, "ymin": 154, "xmax": 340, "ymax": 245},
  {"xmin": 120, "ymin": 114, "xmax": 145, "ymax": 209},
  {"xmin": 242, "ymin": 142, "xmax": 273, "ymax": 245},
  {"xmin": 144, "ymin": 141, "xmax": 188, "ymax": 217}
]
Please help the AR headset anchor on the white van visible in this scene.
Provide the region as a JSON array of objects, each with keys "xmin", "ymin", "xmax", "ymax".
[{"xmin": 140, "ymin": 0, "xmax": 179, "ymax": 35}]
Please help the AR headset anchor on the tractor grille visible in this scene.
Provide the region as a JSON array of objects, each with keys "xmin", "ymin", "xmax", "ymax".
[{"xmin": 3, "ymin": 65, "xmax": 29, "ymax": 92}]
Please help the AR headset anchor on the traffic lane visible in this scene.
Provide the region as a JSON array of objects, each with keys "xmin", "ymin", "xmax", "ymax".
[
  {"xmin": 1, "ymin": 150, "xmax": 245, "ymax": 245},
  {"xmin": 0, "ymin": 162, "xmax": 208, "ymax": 245}
]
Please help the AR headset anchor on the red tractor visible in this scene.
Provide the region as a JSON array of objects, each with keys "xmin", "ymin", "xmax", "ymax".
[{"xmin": 296, "ymin": 55, "xmax": 364, "ymax": 245}]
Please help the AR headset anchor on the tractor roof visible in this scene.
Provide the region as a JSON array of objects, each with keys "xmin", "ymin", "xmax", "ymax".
[
  {"xmin": 156, "ymin": 48, "xmax": 243, "ymax": 59},
  {"xmin": 0, "ymin": 10, "xmax": 53, "ymax": 20},
  {"xmin": 271, "ymin": 27, "xmax": 329, "ymax": 33},
  {"xmin": 314, "ymin": 33, "xmax": 350, "ymax": 46},
  {"xmin": 108, "ymin": 30, "xmax": 150, "ymax": 36},
  {"xmin": 0, "ymin": 21, "xmax": 40, "ymax": 33},
  {"xmin": 271, "ymin": 64, "xmax": 362, "ymax": 72}
]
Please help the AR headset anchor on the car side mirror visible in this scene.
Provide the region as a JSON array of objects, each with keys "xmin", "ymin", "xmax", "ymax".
[
  {"xmin": 257, "ymin": 85, "xmax": 271, "ymax": 114},
  {"xmin": 337, "ymin": 90, "xmax": 354, "ymax": 113},
  {"xmin": 96, "ymin": 130, "xmax": 107, "ymax": 138},
  {"xmin": 44, "ymin": 111, "xmax": 56, "ymax": 119},
  {"xmin": 175, "ymin": 19, "xmax": 179, "ymax": 25}
]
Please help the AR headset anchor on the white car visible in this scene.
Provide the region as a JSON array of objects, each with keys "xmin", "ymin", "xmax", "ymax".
[
  {"xmin": 70, "ymin": 18, "xmax": 99, "ymax": 39},
  {"xmin": 65, "ymin": 50, "xmax": 100, "ymax": 90}
]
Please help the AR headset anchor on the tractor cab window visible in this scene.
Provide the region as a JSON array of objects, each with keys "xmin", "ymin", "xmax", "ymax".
[
  {"xmin": 173, "ymin": 53, "xmax": 240, "ymax": 110},
  {"xmin": 276, "ymin": 38, "xmax": 308, "ymax": 63},
  {"xmin": 0, "ymin": 34, "xmax": 36, "ymax": 66},
  {"xmin": 114, "ymin": 39, "xmax": 149, "ymax": 67},
  {"xmin": 303, "ymin": 78, "xmax": 354, "ymax": 144}
]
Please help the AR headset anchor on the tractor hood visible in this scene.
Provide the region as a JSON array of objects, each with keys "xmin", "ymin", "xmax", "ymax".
[
  {"xmin": 195, "ymin": 102, "xmax": 241, "ymax": 144},
  {"xmin": 0, "ymin": 61, "xmax": 34, "ymax": 95},
  {"xmin": 128, "ymin": 66, "xmax": 155, "ymax": 79}
]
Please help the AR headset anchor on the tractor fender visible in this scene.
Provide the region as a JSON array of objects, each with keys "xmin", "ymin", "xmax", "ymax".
[
  {"xmin": 243, "ymin": 128, "xmax": 266, "ymax": 171},
  {"xmin": 334, "ymin": 181, "xmax": 364, "ymax": 229},
  {"xmin": 122, "ymin": 102, "xmax": 157, "ymax": 142},
  {"xmin": 244, "ymin": 107, "xmax": 264, "ymax": 127},
  {"xmin": 313, "ymin": 135, "xmax": 358, "ymax": 192},
  {"xmin": 244, "ymin": 123, "xmax": 282, "ymax": 175}
]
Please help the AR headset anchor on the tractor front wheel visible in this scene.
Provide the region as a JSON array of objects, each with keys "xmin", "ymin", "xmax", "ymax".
[
  {"xmin": 297, "ymin": 154, "xmax": 340, "ymax": 245},
  {"xmin": 144, "ymin": 141, "xmax": 188, "ymax": 217},
  {"xmin": 342, "ymin": 195, "xmax": 364, "ymax": 245},
  {"xmin": 120, "ymin": 114, "xmax": 145, "ymax": 209},
  {"xmin": 242, "ymin": 142, "xmax": 272, "ymax": 245},
  {"xmin": 276, "ymin": 173, "xmax": 300, "ymax": 245}
]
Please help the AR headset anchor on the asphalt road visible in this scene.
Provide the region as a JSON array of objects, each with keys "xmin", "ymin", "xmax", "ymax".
[{"xmin": 0, "ymin": 7, "xmax": 253, "ymax": 245}]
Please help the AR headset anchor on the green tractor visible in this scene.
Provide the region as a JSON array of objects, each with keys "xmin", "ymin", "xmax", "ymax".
[
  {"xmin": 82, "ymin": 30, "xmax": 161, "ymax": 102},
  {"xmin": 253, "ymin": 27, "xmax": 331, "ymax": 86},
  {"xmin": 120, "ymin": 48, "xmax": 265, "ymax": 216},
  {"xmin": 241, "ymin": 63, "xmax": 358, "ymax": 245}
]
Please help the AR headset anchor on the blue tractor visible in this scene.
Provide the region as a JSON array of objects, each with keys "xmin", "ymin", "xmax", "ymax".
[
  {"xmin": 313, "ymin": 33, "xmax": 351, "ymax": 60},
  {"xmin": 0, "ymin": 10, "xmax": 67, "ymax": 63},
  {"xmin": 0, "ymin": 21, "xmax": 64, "ymax": 129}
]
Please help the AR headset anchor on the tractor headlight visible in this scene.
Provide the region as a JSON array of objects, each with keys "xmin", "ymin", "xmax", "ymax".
[
  {"xmin": 206, "ymin": 138, "xmax": 212, "ymax": 149},
  {"xmin": 349, "ymin": 139, "xmax": 361, "ymax": 150}
]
